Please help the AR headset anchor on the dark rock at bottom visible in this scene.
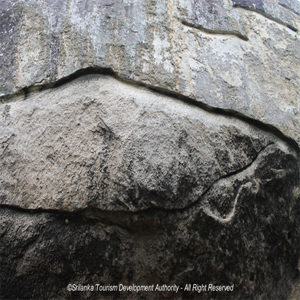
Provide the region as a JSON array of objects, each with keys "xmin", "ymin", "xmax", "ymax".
[{"xmin": 1, "ymin": 165, "xmax": 299, "ymax": 300}]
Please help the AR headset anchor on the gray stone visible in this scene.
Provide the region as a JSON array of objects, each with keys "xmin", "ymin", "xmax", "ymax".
[
  {"xmin": 1, "ymin": 73, "xmax": 299, "ymax": 299},
  {"xmin": 0, "ymin": 1, "xmax": 299, "ymax": 299},
  {"xmin": 0, "ymin": 74, "xmax": 294, "ymax": 212},
  {"xmin": 0, "ymin": 0, "xmax": 300, "ymax": 146},
  {"xmin": 0, "ymin": 152, "xmax": 299, "ymax": 299}
]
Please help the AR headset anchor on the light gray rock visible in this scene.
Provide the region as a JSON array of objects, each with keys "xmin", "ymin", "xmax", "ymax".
[
  {"xmin": 0, "ymin": 1, "xmax": 299, "ymax": 299},
  {"xmin": 0, "ymin": 0, "xmax": 300, "ymax": 146},
  {"xmin": 0, "ymin": 74, "xmax": 292, "ymax": 212}
]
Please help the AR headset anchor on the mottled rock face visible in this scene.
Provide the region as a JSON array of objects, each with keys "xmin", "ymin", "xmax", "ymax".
[
  {"xmin": 0, "ymin": 75, "xmax": 283, "ymax": 212},
  {"xmin": 0, "ymin": 1, "xmax": 299, "ymax": 300},
  {"xmin": 1, "ymin": 0, "xmax": 300, "ymax": 145}
]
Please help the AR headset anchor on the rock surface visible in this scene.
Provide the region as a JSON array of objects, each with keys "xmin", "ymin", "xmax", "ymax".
[
  {"xmin": 0, "ymin": 0, "xmax": 299, "ymax": 299},
  {"xmin": 0, "ymin": 74, "xmax": 288, "ymax": 212},
  {"xmin": 1, "ymin": 0, "xmax": 300, "ymax": 145}
]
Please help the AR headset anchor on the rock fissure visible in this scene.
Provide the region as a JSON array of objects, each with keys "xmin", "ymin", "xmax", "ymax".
[
  {"xmin": 1, "ymin": 68, "xmax": 297, "ymax": 153},
  {"xmin": 181, "ymin": 20, "xmax": 249, "ymax": 41},
  {"xmin": 0, "ymin": 73, "xmax": 298, "ymax": 214},
  {"xmin": 1, "ymin": 1, "xmax": 299, "ymax": 298},
  {"xmin": 0, "ymin": 142, "xmax": 278, "ymax": 219},
  {"xmin": 279, "ymin": 2, "xmax": 300, "ymax": 17},
  {"xmin": 1, "ymin": 0, "xmax": 299, "ymax": 151},
  {"xmin": 201, "ymin": 182, "xmax": 253, "ymax": 224},
  {"xmin": 233, "ymin": 4, "xmax": 298, "ymax": 32}
]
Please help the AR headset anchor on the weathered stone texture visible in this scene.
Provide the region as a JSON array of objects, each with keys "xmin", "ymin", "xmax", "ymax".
[
  {"xmin": 0, "ymin": 75, "xmax": 288, "ymax": 212},
  {"xmin": 0, "ymin": 165, "xmax": 299, "ymax": 299},
  {"xmin": 0, "ymin": 1, "xmax": 299, "ymax": 299},
  {"xmin": 0, "ymin": 0, "xmax": 300, "ymax": 145}
]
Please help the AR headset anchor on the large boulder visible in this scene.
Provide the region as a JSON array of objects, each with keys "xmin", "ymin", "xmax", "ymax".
[{"xmin": 0, "ymin": 1, "xmax": 299, "ymax": 299}]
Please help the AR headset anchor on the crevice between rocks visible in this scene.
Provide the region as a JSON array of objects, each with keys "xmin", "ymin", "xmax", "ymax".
[
  {"xmin": 170, "ymin": 142, "xmax": 274, "ymax": 214},
  {"xmin": 279, "ymin": 2, "xmax": 300, "ymax": 17},
  {"xmin": 0, "ymin": 67, "xmax": 298, "ymax": 154},
  {"xmin": 233, "ymin": 5, "xmax": 298, "ymax": 32},
  {"xmin": 0, "ymin": 143, "xmax": 277, "ymax": 230},
  {"xmin": 181, "ymin": 20, "xmax": 249, "ymax": 41}
]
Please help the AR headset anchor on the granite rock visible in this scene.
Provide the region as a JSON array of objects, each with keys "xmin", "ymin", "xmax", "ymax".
[
  {"xmin": 0, "ymin": 73, "xmax": 299, "ymax": 300},
  {"xmin": 0, "ymin": 1, "xmax": 299, "ymax": 299},
  {"xmin": 0, "ymin": 0, "xmax": 300, "ymax": 145},
  {"xmin": 0, "ymin": 74, "xmax": 289, "ymax": 212}
]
